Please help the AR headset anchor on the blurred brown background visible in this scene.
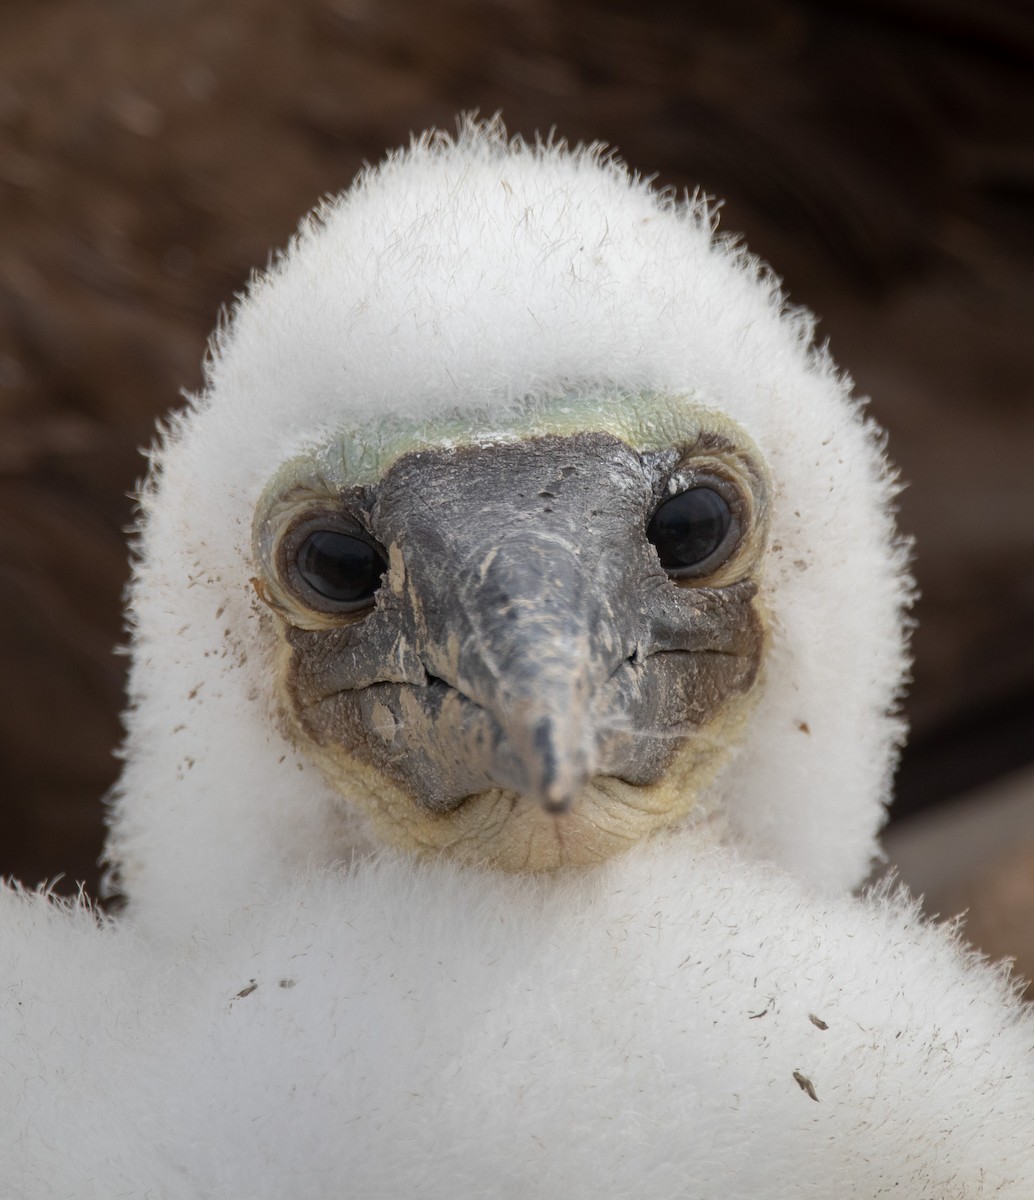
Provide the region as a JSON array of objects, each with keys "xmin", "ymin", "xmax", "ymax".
[{"xmin": 1, "ymin": 0, "xmax": 1032, "ymax": 974}]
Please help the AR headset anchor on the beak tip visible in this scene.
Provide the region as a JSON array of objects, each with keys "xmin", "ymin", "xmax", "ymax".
[
  {"xmin": 505, "ymin": 708, "xmax": 594, "ymax": 818},
  {"xmin": 540, "ymin": 792, "xmax": 575, "ymax": 816}
]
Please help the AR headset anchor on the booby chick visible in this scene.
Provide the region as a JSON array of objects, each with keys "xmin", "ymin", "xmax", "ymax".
[
  {"xmin": 106, "ymin": 118, "xmax": 910, "ymax": 932},
  {"xmin": 2, "ymin": 121, "xmax": 1032, "ymax": 1197}
]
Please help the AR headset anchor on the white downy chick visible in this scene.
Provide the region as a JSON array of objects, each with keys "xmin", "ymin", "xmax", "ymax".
[
  {"xmin": 3, "ymin": 120, "xmax": 1031, "ymax": 1197},
  {"xmin": 107, "ymin": 118, "xmax": 911, "ymax": 933}
]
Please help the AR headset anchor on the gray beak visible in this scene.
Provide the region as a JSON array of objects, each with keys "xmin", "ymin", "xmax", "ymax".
[
  {"xmin": 422, "ymin": 529, "xmax": 613, "ymax": 814},
  {"xmin": 371, "ymin": 435, "xmax": 645, "ymax": 816}
]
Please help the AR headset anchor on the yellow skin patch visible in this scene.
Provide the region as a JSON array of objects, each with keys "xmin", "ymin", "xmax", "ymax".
[
  {"xmin": 256, "ymin": 391, "xmax": 771, "ymax": 872},
  {"xmin": 291, "ymin": 671, "xmax": 764, "ymax": 871}
]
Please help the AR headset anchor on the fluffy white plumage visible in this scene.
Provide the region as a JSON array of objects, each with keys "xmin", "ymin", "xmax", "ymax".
[
  {"xmin": 4, "ymin": 848, "xmax": 1034, "ymax": 1198},
  {"xmin": 3, "ymin": 121, "xmax": 1032, "ymax": 1196},
  {"xmin": 109, "ymin": 119, "xmax": 909, "ymax": 933}
]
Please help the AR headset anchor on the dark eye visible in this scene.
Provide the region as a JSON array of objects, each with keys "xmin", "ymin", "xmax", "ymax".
[
  {"xmin": 647, "ymin": 486, "xmax": 735, "ymax": 577},
  {"xmin": 294, "ymin": 530, "xmax": 386, "ymax": 609}
]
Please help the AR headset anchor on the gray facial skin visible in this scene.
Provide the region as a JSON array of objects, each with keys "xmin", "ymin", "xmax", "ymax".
[{"xmin": 277, "ymin": 432, "xmax": 765, "ymax": 818}]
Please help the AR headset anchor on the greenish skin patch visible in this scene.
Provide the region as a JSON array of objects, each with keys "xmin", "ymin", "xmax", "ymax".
[
  {"xmin": 258, "ymin": 390, "xmax": 743, "ymax": 504},
  {"xmin": 251, "ymin": 392, "xmax": 772, "ymax": 873}
]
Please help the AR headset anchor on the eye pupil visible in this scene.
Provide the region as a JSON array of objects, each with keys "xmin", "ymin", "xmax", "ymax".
[
  {"xmin": 296, "ymin": 530, "xmax": 385, "ymax": 606},
  {"xmin": 647, "ymin": 487, "xmax": 733, "ymax": 574}
]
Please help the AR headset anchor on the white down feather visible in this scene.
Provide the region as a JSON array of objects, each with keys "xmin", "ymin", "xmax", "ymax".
[{"xmin": 3, "ymin": 845, "xmax": 1033, "ymax": 1198}]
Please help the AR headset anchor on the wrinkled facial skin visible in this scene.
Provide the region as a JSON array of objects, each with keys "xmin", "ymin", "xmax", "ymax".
[{"xmin": 254, "ymin": 422, "xmax": 770, "ymax": 871}]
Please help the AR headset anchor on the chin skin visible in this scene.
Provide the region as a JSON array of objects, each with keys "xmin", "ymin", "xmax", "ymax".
[{"xmin": 291, "ymin": 683, "xmax": 761, "ymax": 873}]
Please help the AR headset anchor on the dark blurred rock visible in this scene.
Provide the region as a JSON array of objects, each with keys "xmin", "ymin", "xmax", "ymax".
[{"xmin": 884, "ymin": 764, "xmax": 1034, "ymax": 997}]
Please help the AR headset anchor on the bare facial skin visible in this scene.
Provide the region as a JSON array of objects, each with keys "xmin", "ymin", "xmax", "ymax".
[{"xmin": 253, "ymin": 402, "xmax": 771, "ymax": 871}]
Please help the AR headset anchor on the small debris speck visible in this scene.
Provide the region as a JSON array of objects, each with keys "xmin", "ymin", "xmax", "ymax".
[
  {"xmin": 809, "ymin": 1013, "xmax": 828, "ymax": 1030},
  {"xmin": 233, "ymin": 981, "xmax": 258, "ymax": 1000},
  {"xmin": 793, "ymin": 1070, "xmax": 819, "ymax": 1102}
]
